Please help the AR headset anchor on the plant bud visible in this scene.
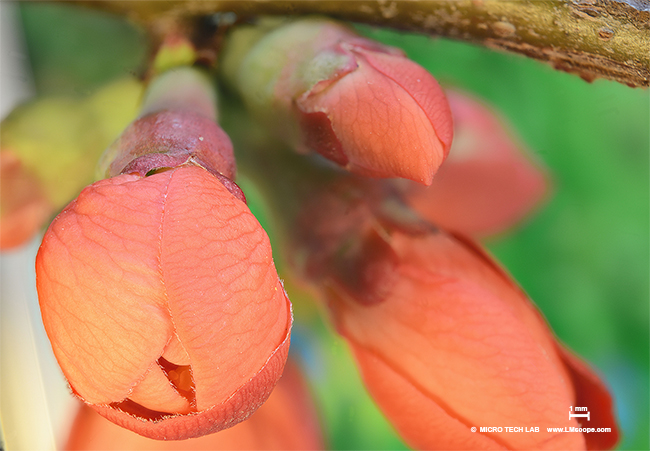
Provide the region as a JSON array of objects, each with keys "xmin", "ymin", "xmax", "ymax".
[
  {"xmin": 65, "ymin": 360, "xmax": 323, "ymax": 450},
  {"xmin": 37, "ymin": 165, "xmax": 292, "ymax": 440},
  {"xmin": 400, "ymin": 90, "xmax": 549, "ymax": 237},
  {"xmin": 287, "ymin": 175, "xmax": 618, "ymax": 450},
  {"xmin": 220, "ymin": 17, "xmax": 453, "ymax": 184},
  {"xmin": 326, "ymin": 229, "xmax": 618, "ymax": 450},
  {"xmin": 36, "ymin": 66, "xmax": 292, "ymax": 440}
]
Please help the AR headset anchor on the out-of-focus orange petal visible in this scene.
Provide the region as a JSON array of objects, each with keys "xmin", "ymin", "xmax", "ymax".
[
  {"xmin": 352, "ymin": 348, "xmax": 505, "ymax": 450},
  {"xmin": 0, "ymin": 150, "xmax": 53, "ymax": 249},
  {"xmin": 36, "ymin": 165, "xmax": 292, "ymax": 439},
  {"xmin": 402, "ymin": 90, "xmax": 549, "ymax": 237},
  {"xmin": 326, "ymin": 229, "xmax": 605, "ymax": 450},
  {"xmin": 557, "ymin": 346, "xmax": 620, "ymax": 450},
  {"xmin": 65, "ymin": 361, "xmax": 324, "ymax": 450}
]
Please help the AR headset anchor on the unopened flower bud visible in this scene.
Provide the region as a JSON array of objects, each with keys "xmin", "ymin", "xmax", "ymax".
[
  {"xmin": 0, "ymin": 150, "xmax": 53, "ymax": 248},
  {"xmin": 36, "ymin": 67, "xmax": 292, "ymax": 440},
  {"xmin": 65, "ymin": 360, "xmax": 323, "ymax": 450},
  {"xmin": 220, "ymin": 17, "xmax": 453, "ymax": 184},
  {"xmin": 400, "ymin": 90, "xmax": 549, "ymax": 237},
  {"xmin": 278, "ymin": 170, "xmax": 618, "ymax": 450},
  {"xmin": 324, "ymin": 226, "xmax": 617, "ymax": 450},
  {"xmin": 37, "ymin": 164, "xmax": 292, "ymax": 440}
]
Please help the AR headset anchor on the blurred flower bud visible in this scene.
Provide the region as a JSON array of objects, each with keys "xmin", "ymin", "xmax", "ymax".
[
  {"xmin": 0, "ymin": 78, "xmax": 142, "ymax": 249},
  {"xmin": 400, "ymin": 90, "xmax": 549, "ymax": 238},
  {"xmin": 285, "ymin": 175, "xmax": 618, "ymax": 450},
  {"xmin": 65, "ymin": 360, "xmax": 322, "ymax": 450},
  {"xmin": 36, "ymin": 67, "xmax": 292, "ymax": 440},
  {"xmin": 220, "ymin": 17, "xmax": 453, "ymax": 184},
  {"xmin": 326, "ymin": 230, "xmax": 617, "ymax": 450},
  {"xmin": 0, "ymin": 150, "xmax": 53, "ymax": 248}
]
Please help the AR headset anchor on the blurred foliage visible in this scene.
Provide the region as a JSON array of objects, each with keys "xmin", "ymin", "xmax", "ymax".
[
  {"xmin": 19, "ymin": 3, "xmax": 147, "ymax": 96},
  {"xmin": 1, "ymin": 78, "xmax": 142, "ymax": 206},
  {"xmin": 14, "ymin": 3, "xmax": 649, "ymax": 450}
]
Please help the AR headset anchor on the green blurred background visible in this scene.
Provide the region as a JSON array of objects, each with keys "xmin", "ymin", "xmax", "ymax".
[{"xmin": 14, "ymin": 3, "xmax": 650, "ymax": 449}]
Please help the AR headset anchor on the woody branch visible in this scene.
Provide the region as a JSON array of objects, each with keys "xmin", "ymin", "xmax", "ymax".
[{"xmin": 66, "ymin": 0, "xmax": 649, "ymax": 88}]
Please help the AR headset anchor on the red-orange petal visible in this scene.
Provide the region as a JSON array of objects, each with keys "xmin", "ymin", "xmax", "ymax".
[
  {"xmin": 402, "ymin": 90, "xmax": 549, "ymax": 237},
  {"xmin": 326, "ymin": 230, "xmax": 604, "ymax": 450},
  {"xmin": 36, "ymin": 165, "xmax": 291, "ymax": 439},
  {"xmin": 298, "ymin": 45, "xmax": 451, "ymax": 185},
  {"xmin": 355, "ymin": 47, "xmax": 453, "ymax": 154},
  {"xmin": 93, "ymin": 333, "xmax": 290, "ymax": 440},
  {"xmin": 157, "ymin": 167, "xmax": 290, "ymax": 412},
  {"xmin": 65, "ymin": 360, "xmax": 324, "ymax": 450},
  {"xmin": 557, "ymin": 346, "xmax": 620, "ymax": 450},
  {"xmin": 37, "ymin": 172, "xmax": 172, "ymax": 405}
]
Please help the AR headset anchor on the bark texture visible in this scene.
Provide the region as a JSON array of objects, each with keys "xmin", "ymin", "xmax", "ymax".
[{"xmin": 67, "ymin": 0, "xmax": 649, "ymax": 87}]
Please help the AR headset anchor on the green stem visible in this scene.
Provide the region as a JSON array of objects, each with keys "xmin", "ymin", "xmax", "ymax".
[{"xmin": 140, "ymin": 67, "xmax": 217, "ymax": 120}]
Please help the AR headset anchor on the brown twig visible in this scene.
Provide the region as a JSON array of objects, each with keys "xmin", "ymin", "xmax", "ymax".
[{"xmin": 64, "ymin": 0, "xmax": 649, "ymax": 87}]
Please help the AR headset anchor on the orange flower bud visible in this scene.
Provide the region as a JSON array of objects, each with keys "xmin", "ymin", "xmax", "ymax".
[
  {"xmin": 65, "ymin": 360, "xmax": 323, "ymax": 450},
  {"xmin": 281, "ymin": 173, "xmax": 617, "ymax": 450},
  {"xmin": 401, "ymin": 90, "xmax": 549, "ymax": 237},
  {"xmin": 220, "ymin": 18, "xmax": 453, "ymax": 184},
  {"xmin": 36, "ymin": 66, "xmax": 292, "ymax": 439},
  {"xmin": 327, "ymin": 232, "xmax": 618, "ymax": 449},
  {"xmin": 321, "ymin": 228, "xmax": 618, "ymax": 449},
  {"xmin": 0, "ymin": 150, "xmax": 53, "ymax": 249},
  {"xmin": 36, "ymin": 164, "xmax": 291, "ymax": 440}
]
